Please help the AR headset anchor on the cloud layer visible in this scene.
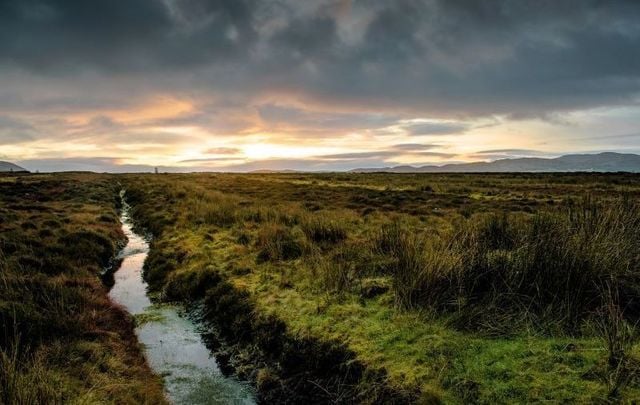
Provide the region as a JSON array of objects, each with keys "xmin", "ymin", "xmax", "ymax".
[{"xmin": 1, "ymin": 0, "xmax": 639, "ymax": 171}]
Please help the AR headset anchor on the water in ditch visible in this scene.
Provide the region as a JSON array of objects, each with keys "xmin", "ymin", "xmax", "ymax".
[{"xmin": 108, "ymin": 200, "xmax": 255, "ymax": 404}]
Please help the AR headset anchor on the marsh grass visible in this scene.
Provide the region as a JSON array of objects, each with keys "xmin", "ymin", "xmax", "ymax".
[
  {"xmin": 256, "ymin": 223, "xmax": 304, "ymax": 262},
  {"xmin": 301, "ymin": 215, "xmax": 348, "ymax": 246},
  {"xmin": 594, "ymin": 286, "xmax": 640, "ymax": 397},
  {"xmin": 121, "ymin": 172, "xmax": 640, "ymax": 402},
  {"xmin": 311, "ymin": 247, "xmax": 358, "ymax": 294},
  {"xmin": 384, "ymin": 198, "xmax": 640, "ymax": 333},
  {"xmin": 0, "ymin": 336, "xmax": 61, "ymax": 405},
  {"xmin": 0, "ymin": 174, "xmax": 166, "ymax": 404}
]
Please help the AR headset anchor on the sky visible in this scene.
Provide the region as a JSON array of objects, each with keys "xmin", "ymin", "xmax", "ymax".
[{"xmin": 1, "ymin": 0, "xmax": 639, "ymax": 172}]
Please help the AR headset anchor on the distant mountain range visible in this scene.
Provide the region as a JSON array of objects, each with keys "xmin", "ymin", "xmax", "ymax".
[
  {"xmin": 0, "ymin": 161, "xmax": 28, "ymax": 173},
  {"xmin": 249, "ymin": 169, "xmax": 300, "ymax": 174},
  {"xmin": 3, "ymin": 153, "xmax": 640, "ymax": 174},
  {"xmin": 351, "ymin": 152, "xmax": 640, "ymax": 173}
]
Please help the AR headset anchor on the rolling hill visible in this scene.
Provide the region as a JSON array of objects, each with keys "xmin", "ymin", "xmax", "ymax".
[
  {"xmin": 351, "ymin": 152, "xmax": 640, "ymax": 173},
  {"xmin": 0, "ymin": 161, "xmax": 28, "ymax": 172}
]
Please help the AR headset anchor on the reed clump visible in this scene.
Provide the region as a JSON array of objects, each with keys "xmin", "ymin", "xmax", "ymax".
[
  {"xmin": 301, "ymin": 216, "xmax": 348, "ymax": 246},
  {"xmin": 256, "ymin": 223, "xmax": 304, "ymax": 262},
  {"xmin": 383, "ymin": 199, "xmax": 640, "ymax": 333}
]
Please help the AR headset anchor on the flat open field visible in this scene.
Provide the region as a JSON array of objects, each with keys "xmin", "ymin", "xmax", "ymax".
[{"xmin": 2, "ymin": 172, "xmax": 640, "ymax": 403}]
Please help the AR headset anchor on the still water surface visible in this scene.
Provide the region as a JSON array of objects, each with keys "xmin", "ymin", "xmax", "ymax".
[{"xmin": 108, "ymin": 201, "xmax": 255, "ymax": 404}]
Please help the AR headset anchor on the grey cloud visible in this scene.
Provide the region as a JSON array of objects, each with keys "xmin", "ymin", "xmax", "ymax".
[
  {"xmin": 317, "ymin": 151, "xmax": 398, "ymax": 160},
  {"xmin": 221, "ymin": 158, "xmax": 391, "ymax": 172},
  {"xmin": 468, "ymin": 148, "xmax": 558, "ymax": 161},
  {"xmin": 258, "ymin": 104, "xmax": 398, "ymax": 130},
  {"xmin": 404, "ymin": 122, "xmax": 469, "ymax": 136},
  {"xmin": 0, "ymin": 116, "xmax": 36, "ymax": 143},
  {"xmin": 178, "ymin": 157, "xmax": 240, "ymax": 163},
  {"xmin": 392, "ymin": 143, "xmax": 441, "ymax": 151},
  {"xmin": 474, "ymin": 149, "xmax": 550, "ymax": 156},
  {"xmin": 414, "ymin": 151, "xmax": 456, "ymax": 158},
  {"xmin": 0, "ymin": 0, "xmax": 256, "ymax": 73},
  {"xmin": 270, "ymin": 15, "xmax": 338, "ymax": 58},
  {"xmin": 17, "ymin": 157, "xmax": 123, "ymax": 172},
  {"xmin": 1, "ymin": 0, "xmax": 638, "ymax": 117},
  {"xmin": 315, "ymin": 148, "xmax": 455, "ymax": 161}
]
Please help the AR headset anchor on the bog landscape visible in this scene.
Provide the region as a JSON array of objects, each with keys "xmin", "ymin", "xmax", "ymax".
[
  {"xmin": 2, "ymin": 170, "xmax": 640, "ymax": 403},
  {"xmin": 2, "ymin": 0, "xmax": 640, "ymax": 404}
]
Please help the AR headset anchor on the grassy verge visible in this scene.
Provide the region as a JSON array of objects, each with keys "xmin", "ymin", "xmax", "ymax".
[
  {"xmin": 123, "ymin": 173, "xmax": 640, "ymax": 403},
  {"xmin": 0, "ymin": 173, "xmax": 166, "ymax": 404}
]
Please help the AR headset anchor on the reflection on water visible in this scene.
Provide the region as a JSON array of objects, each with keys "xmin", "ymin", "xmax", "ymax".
[{"xmin": 108, "ymin": 201, "xmax": 255, "ymax": 404}]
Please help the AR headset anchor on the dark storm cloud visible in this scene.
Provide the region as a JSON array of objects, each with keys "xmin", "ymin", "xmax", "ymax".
[
  {"xmin": 256, "ymin": 0, "xmax": 640, "ymax": 116},
  {"xmin": 1, "ymin": 0, "xmax": 640, "ymax": 133},
  {"xmin": 270, "ymin": 15, "xmax": 338, "ymax": 57},
  {"xmin": 0, "ymin": 0, "xmax": 256, "ymax": 72}
]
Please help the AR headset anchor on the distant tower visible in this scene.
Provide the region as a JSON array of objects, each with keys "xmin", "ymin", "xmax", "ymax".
[{"xmin": 154, "ymin": 167, "xmax": 159, "ymax": 174}]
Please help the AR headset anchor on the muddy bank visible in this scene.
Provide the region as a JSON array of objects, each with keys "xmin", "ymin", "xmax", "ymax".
[
  {"xmin": 200, "ymin": 279, "xmax": 425, "ymax": 404},
  {"xmin": 142, "ymin": 247, "xmax": 427, "ymax": 404}
]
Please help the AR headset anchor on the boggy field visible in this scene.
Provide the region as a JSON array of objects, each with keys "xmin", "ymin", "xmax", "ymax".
[
  {"xmin": 121, "ymin": 172, "xmax": 640, "ymax": 403},
  {"xmin": 2, "ymin": 172, "xmax": 640, "ymax": 403},
  {"xmin": 0, "ymin": 173, "xmax": 166, "ymax": 404}
]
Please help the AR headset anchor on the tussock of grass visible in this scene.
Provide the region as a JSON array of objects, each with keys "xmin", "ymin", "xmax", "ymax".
[
  {"xmin": 256, "ymin": 223, "xmax": 305, "ymax": 262},
  {"xmin": 301, "ymin": 215, "xmax": 348, "ymax": 245}
]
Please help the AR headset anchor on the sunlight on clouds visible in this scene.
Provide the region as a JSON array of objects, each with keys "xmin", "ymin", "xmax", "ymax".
[
  {"xmin": 66, "ymin": 96, "xmax": 194, "ymax": 126},
  {"xmin": 242, "ymin": 143, "xmax": 338, "ymax": 160},
  {"xmin": 5, "ymin": 99, "xmax": 640, "ymax": 171},
  {"xmin": 100, "ymin": 96, "xmax": 193, "ymax": 123}
]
